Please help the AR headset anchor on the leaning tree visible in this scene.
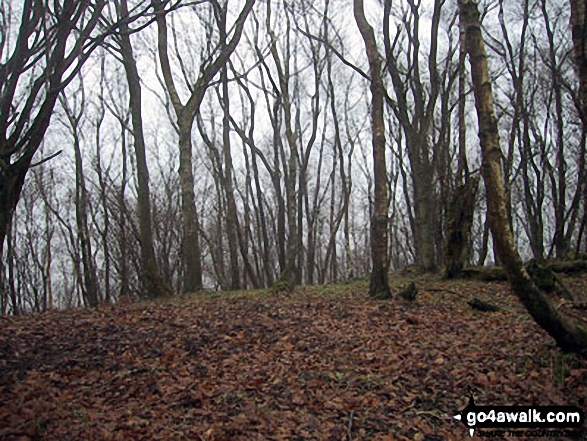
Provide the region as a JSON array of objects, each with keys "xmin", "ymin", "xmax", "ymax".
[{"xmin": 459, "ymin": 0, "xmax": 587, "ymax": 355}]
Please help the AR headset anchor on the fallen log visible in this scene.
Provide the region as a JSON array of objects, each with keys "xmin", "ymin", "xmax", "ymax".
[
  {"xmin": 461, "ymin": 267, "xmax": 507, "ymax": 281},
  {"xmin": 462, "ymin": 259, "xmax": 587, "ymax": 281},
  {"xmin": 546, "ymin": 260, "xmax": 587, "ymax": 274}
]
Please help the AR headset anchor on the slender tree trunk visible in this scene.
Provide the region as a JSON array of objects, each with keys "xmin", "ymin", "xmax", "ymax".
[
  {"xmin": 221, "ymin": 81, "xmax": 241, "ymax": 290},
  {"xmin": 354, "ymin": 0, "xmax": 391, "ymax": 299},
  {"xmin": 251, "ymin": 146, "xmax": 274, "ymax": 286},
  {"xmin": 457, "ymin": 17, "xmax": 470, "ymax": 184},
  {"xmin": 44, "ymin": 199, "xmax": 53, "ymax": 310},
  {"xmin": 118, "ymin": 119, "xmax": 130, "ymax": 300},
  {"xmin": 153, "ymin": 0, "xmax": 255, "ymax": 293},
  {"xmin": 571, "ymin": 0, "xmax": 587, "ymax": 110},
  {"xmin": 94, "ymin": 85, "xmax": 112, "ymax": 303},
  {"xmin": 118, "ymin": 0, "xmax": 166, "ymax": 298},
  {"xmin": 72, "ymin": 113, "xmax": 100, "ymax": 307},
  {"xmin": 178, "ymin": 117, "xmax": 204, "ymax": 293},
  {"xmin": 219, "ymin": 8, "xmax": 241, "ymax": 290},
  {"xmin": 266, "ymin": 2, "xmax": 299, "ymax": 286},
  {"xmin": 571, "ymin": 0, "xmax": 587, "ymax": 256},
  {"xmin": 460, "ymin": 0, "xmax": 587, "ymax": 354}
]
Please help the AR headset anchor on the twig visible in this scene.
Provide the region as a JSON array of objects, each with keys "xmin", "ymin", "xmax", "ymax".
[
  {"xmin": 347, "ymin": 410, "xmax": 354, "ymax": 441},
  {"xmin": 414, "ymin": 410, "xmax": 444, "ymax": 420},
  {"xmin": 30, "ymin": 150, "xmax": 62, "ymax": 168}
]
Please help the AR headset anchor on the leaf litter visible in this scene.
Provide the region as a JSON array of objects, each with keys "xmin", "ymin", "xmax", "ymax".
[{"xmin": 0, "ymin": 276, "xmax": 585, "ymax": 440}]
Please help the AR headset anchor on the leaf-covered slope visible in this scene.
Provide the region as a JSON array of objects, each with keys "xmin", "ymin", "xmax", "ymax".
[{"xmin": 0, "ymin": 278, "xmax": 585, "ymax": 440}]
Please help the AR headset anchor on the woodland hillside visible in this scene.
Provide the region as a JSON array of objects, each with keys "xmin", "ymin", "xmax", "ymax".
[
  {"xmin": 1, "ymin": 275, "xmax": 586, "ymax": 440},
  {"xmin": 2, "ymin": 0, "xmax": 587, "ymax": 436}
]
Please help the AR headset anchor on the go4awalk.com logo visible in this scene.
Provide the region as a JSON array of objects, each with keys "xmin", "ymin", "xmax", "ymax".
[{"xmin": 453, "ymin": 391, "xmax": 584, "ymax": 437}]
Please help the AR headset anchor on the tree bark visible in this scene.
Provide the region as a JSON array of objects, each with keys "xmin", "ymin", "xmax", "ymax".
[
  {"xmin": 60, "ymin": 92, "xmax": 100, "ymax": 307},
  {"xmin": 445, "ymin": 177, "xmax": 479, "ymax": 278},
  {"xmin": 571, "ymin": 0, "xmax": 587, "ymax": 113},
  {"xmin": 117, "ymin": 0, "xmax": 167, "ymax": 298},
  {"xmin": 570, "ymin": 0, "xmax": 587, "ymax": 256},
  {"xmin": 354, "ymin": 0, "xmax": 391, "ymax": 299},
  {"xmin": 153, "ymin": 0, "xmax": 255, "ymax": 293},
  {"xmin": 460, "ymin": 0, "xmax": 587, "ymax": 354},
  {"xmin": 266, "ymin": 1, "xmax": 299, "ymax": 286},
  {"xmin": 178, "ymin": 117, "xmax": 204, "ymax": 293}
]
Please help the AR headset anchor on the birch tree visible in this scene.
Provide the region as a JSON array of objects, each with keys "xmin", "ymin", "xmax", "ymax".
[{"xmin": 460, "ymin": 0, "xmax": 587, "ymax": 354}]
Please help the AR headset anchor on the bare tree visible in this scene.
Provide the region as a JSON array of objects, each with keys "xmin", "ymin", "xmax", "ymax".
[
  {"xmin": 263, "ymin": 0, "xmax": 301, "ymax": 286},
  {"xmin": 226, "ymin": 59, "xmax": 276, "ymax": 287},
  {"xmin": 152, "ymin": 0, "xmax": 255, "ymax": 293},
  {"xmin": 59, "ymin": 85, "xmax": 100, "ymax": 307},
  {"xmin": 0, "ymin": 0, "xmax": 154, "ymax": 257},
  {"xmin": 354, "ymin": 0, "xmax": 391, "ymax": 299},
  {"xmin": 460, "ymin": 0, "xmax": 587, "ymax": 354},
  {"xmin": 381, "ymin": 0, "xmax": 445, "ymax": 272},
  {"xmin": 115, "ymin": 0, "xmax": 167, "ymax": 298}
]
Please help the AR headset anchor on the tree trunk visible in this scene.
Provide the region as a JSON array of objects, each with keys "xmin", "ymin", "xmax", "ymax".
[
  {"xmin": 354, "ymin": 0, "xmax": 391, "ymax": 299},
  {"xmin": 218, "ymin": 5, "xmax": 242, "ymax": 291},
  {"xmin": 221, "ymin": 68, "xmax": 242, "ymax": 290},
  {"xmin": 571, "ymin": 0, "xmax": 587, "ymax": 111},
  {"xmin": 67, "ymin": 100, "xmax": 100, "ymax": 308},
  {"xmin": 460, "ymin": 0, "xmax": 587, "ymax": 354},
  {"xmin": 266, "ymin": 1, "xmax": 299, "ymax": 286},
  {"xmin": 445, "ymin": 177, "xmax": 479, "ymax": 278},
  {"xmin": 178, "ymin": 118, "xmax": 204, "ymax": 293},
  {"xmin": 0, "ymin": 164, "xmax": 29, "ymax": 261},
  {"xmin": 118, "ymin": 0, "xmax": 167, "ymax": 298},
  {"xmin": 570, "ymin": 0, "xmax": 587, "ymax": 257},
  {"xmin": 153, "ymin": 0, "xmax": 255, "ymax": 293},
  {"xmin": 412, "ymin": 160, "xmax": 437, "ymax": 271}
]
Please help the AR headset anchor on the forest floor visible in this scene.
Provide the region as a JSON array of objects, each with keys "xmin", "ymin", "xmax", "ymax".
[{"xmin": 0, "ymin": 274, "xmax": 586, "ymax": 441}]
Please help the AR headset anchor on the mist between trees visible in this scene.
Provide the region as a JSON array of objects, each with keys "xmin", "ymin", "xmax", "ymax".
[{"xmin": 1, "ymin": 0, "xmax": 585, "ymax": 314}]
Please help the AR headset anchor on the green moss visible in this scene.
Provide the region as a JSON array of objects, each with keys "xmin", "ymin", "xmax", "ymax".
[
  {"xmin": 576, "ymin": 324, "xmax": 587, "ymax": 344},
  {"xmin": 270, "ymin": 280, "xmax": 294, "ymax": 295},
  {"xmin": 551, "ymin": 353, "xmax": 580, "ymax": 386}
]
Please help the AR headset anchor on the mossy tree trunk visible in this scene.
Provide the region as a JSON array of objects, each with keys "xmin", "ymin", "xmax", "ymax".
[{"xmin": 459, "ymin": 0, "xmax": 587, "ymax": 355}]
